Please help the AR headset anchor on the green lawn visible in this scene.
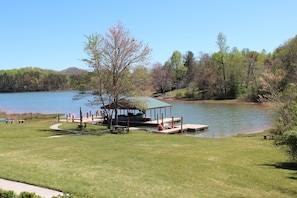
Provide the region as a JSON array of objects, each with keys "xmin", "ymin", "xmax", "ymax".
[{"xmin": 0, "ymin": 119, "xmax": 296, "ymax": 197}]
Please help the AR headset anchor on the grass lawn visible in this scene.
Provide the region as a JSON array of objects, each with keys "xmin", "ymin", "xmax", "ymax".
[{"xmin": 0, "ymin": 118, "xmax": 296, "ymax": 197}]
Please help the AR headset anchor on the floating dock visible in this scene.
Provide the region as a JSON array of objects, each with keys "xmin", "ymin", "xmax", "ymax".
[{"xmin": 149, "ymin": 124, "xmax": 209, "ymax": 134}]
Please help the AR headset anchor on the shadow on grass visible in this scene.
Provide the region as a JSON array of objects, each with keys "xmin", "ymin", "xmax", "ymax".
[
  {"xmin": 40, "ymin": 129, "xmax": 74, "ymax": 135},
  {"xmin": 41, "ymin": 129, "xmax": 111, "ymax": 136},
  {"xmin": 261, "ymin": 162, "xmax": 297, "ymax": 180},
  {"xmin": 261, "ymin": 162, "xmax": 297, "ymax": 170}
]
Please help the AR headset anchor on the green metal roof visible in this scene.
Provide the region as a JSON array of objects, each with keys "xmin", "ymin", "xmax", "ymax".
[
  {"xmin": 101, "ymin": 96, "xmax": 172, "ymax": 110},
  {"xmin": 127, "ymin": 96, "xmax": 172, "ymax": 110}
]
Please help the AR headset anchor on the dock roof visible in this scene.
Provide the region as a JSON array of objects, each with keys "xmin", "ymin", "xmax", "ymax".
[{"xmin": 101, "ymin": 96, "xmax": 171, "ymax": 110}]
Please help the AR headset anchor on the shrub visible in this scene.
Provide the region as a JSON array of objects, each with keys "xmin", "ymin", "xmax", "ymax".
[
  {"xmin": 18, "ymin": 192, "xmax": 42, "ymax": 198},
  {"xmin": 276, "ymin": 129, "xmax": 297, "ymax": 159},
  {"xmin": 0, "ymin": 189, "xmax": 44, "ymax": 198},
  {"xmin": 0, "ymin": 189, "xmax": 17, "ymax": 198}
]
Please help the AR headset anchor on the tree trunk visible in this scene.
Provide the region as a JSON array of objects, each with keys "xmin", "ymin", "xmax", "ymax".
[
  {"xmin": 114, "ymin": 97, "xmax": 118, "ymax": 126},
  {"xmin": 222, "ymin": 61, "xmax": 227, "ymax": 97}
]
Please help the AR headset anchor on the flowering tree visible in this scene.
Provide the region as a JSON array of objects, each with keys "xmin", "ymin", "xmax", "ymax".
[{"xmin": 83, "ymin": 21, "xmax": 151, "ymax": 126}]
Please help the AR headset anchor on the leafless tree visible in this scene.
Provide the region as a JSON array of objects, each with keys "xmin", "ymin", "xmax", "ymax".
[{"xmin": 83, "ymin": 21, "xmax": 151, "ymax": 126}]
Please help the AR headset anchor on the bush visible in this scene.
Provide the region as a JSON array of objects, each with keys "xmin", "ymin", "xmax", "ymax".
[
  {"xmin": 0, "ymin": 189, "xmax": 17, "ymax": 198},
  {"xmin": 0, "ymin": 189, "xmax": 44, "ymax": 198},
  {"xmin": 276, "ymin": 129, "xmax": 297, "ymax": 159},
  {"xmin": 19, "ymin": 192, "xmax": 42, "ymax": 198}
]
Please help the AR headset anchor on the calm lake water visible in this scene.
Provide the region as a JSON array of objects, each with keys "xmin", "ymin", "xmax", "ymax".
[{"xmin": 0, "ymin": 91, "xmax": 273, "ymax": 138}]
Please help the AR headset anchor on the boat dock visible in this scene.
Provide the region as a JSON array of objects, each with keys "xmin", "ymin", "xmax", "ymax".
[
  {"xmin": 149, "ymin": 124, "xmax": 209, "ymax": 134},
  {"xmin": 57, "ymin": 114, "xmax": 208, "ymax": 135}
]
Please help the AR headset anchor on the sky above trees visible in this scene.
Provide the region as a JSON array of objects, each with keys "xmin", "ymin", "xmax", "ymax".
[{"xmin": 1, "ymin": 0, "xmax": 297, "ymax": 71}]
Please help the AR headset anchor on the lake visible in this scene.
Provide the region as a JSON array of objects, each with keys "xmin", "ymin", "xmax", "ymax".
[
  {"xmin": 0, "ymin": 91, "xmax": 273, "ymax": 138},
  {"xmin": 166, "ymin": 100, "xmax": 273, "ymax": 138}
]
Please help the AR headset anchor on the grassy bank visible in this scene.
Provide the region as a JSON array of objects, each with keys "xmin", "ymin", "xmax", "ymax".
[{"xmin": 0, "ymin": 119, "xmax": 296, "ymax": 197}]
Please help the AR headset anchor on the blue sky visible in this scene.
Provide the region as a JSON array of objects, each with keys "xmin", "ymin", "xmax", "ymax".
[{"xmin": 1, "ymin": 0, "xmax": 297, "ymax": 71}]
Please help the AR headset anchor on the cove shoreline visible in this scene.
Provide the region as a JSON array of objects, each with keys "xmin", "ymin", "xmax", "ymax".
[
  {"xmin": 157, "ymin": 96, "xmax": 275, "ymax": 106},
  {"xmin": 157, "ymin": 96, "xmax": 275, "ymax": 137}
]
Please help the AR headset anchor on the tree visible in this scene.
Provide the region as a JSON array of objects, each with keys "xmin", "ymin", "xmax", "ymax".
[
  {"xmin": 195, "ymin": 53, "xmax": 219, "ymax": 99},
  {"xmin": 273, "ymin": 35, "xmax": 297, "ymax": 85},
  {"xmin": 259, "ymin": 35, "xmax": 297, "ymax": 159},
  {"xmin": 169, "ymin": 50, "xmax": 187, "ymax": 89},
  {"xmin": 130, "ymin": 65, "xmax": 152, "ymax": 96},
  {"xmin": 83, "ymin": 21, "xmax": 151, "ymax": 126},
  {"xmin": 151, "ymin": 62, "xmax": 172, "ymax": 94},
  {"xmin": 228, "ymin": 47, "xmax": 244, "ymax": 98},
  {"xmin": 215, "ymin": 32, "xmax": 229, "ymax": 98},
  {"xmin": 183, "ymin": 51, "xmax": 196, "ymax": 85},
  {"xmin": 274, "ymin": 84, "xmax": 297, "ymax": 159}
]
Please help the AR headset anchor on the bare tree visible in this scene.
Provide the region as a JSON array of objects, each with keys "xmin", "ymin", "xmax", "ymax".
[
  {"xmin": 83, "ymin": 21, "xmax": 151, "ymax": 126},
  {"xmin": 151, "ymin": 62, "xmax": 172, "ymax": 94}
]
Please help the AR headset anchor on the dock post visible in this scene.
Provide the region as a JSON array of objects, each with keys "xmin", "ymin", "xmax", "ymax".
[
  {"xmin": 171, "ymin": 116, "xmax": 174, "ymax": 128},
  {"xmin": 80, "ymin": 107, "xmax": 83, "ymax": 129},
  {"xmin": 161, "ymin": 113, "xmax": 164, "ymax": 126},
  {"xmin": 127, "ymin": 115, "xmax": 130, "ymax": 132},
  {"xmin": 157, "ymin": 114, "xmax": 159, "ymax": 125},
  {"xmin": 181, "ymin": 117, "xmax": 183, "ymax": 134}
]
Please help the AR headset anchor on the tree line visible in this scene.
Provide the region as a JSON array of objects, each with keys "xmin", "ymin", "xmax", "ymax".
[
  {"xmin": 152, "ymin": 33, "xmax": 297, "ymax": 103},
  {"xmin": 0, "ymin": 67, "xmax": 92, "ymax": 92},
  {"xmin": 151, "ymin": 32, "xmax": 295, "ymax": 102}
]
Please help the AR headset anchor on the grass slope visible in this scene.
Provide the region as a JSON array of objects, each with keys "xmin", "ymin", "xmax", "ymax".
[{"xmin": 0, "ymin": 120, "xmax": 296, "ymax": 197}]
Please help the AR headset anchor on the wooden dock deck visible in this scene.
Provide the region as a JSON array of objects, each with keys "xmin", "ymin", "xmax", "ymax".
[{"xmin": 150, "ymin": 124, "xmax": 209, "ymax": 134}]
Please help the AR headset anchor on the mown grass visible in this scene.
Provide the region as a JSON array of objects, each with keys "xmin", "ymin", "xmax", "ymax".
[{"xmin": 0, "ymin": 119, "xmax": 296, "ymax": 197}]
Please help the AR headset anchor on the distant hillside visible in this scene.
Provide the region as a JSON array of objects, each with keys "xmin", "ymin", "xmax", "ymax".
[{"xmin": 59, "ymin": 67, "xmax": 88, "ymax": 75}]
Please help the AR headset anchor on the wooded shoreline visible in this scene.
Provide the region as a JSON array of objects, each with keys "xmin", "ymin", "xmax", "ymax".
[{"xmin": 158, "ymin": 96, "xmax": 275, "ymax": 107}]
